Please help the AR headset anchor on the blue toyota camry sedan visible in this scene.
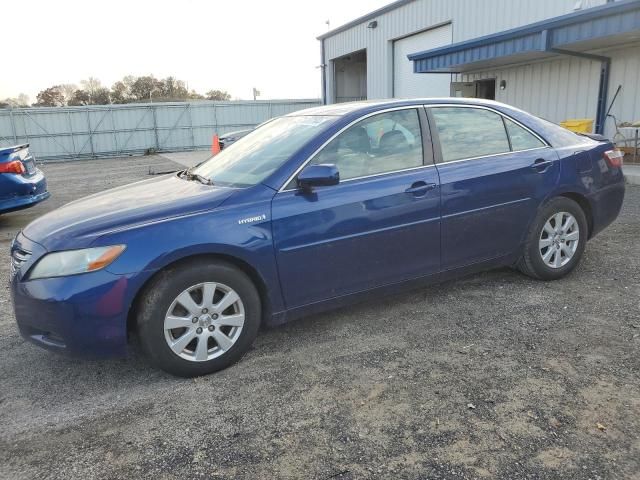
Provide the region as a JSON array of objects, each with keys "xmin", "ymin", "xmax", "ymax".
[
  {"xmin": 10, "ymin": 99, "xmax": 625, "ymax": 377},
  {"xmin": 0, "ymin": 144, "xmax": 50, "ymax": 214}
]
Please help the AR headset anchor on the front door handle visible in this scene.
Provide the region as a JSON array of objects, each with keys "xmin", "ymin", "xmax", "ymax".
[
  {"xmin": 531, "ymin": 158, "xmax": 553, "ymax": 172},
  {"xmin": 405, "ymin": 181, "xmax": 437, "ymax": 196}
]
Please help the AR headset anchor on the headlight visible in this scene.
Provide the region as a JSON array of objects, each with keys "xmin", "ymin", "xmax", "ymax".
[{"xmin": 28, "ymin": 245, "xmax": 126, "ymax": 280}]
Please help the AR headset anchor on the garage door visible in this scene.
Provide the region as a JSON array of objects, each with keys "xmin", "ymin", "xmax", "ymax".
[{"xmin": 393, "ymin": 24, "xmax": 452, "ymax": 98}]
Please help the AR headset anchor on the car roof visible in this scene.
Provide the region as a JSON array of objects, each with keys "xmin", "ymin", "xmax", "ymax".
[{"xmin": 286, "ymin": 98, "xmax": 510, "ymax": 117}]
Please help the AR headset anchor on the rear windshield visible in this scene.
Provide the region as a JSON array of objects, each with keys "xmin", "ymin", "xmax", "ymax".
[
  {"xmin": 193, "ymin": 115, "xmax": 335, "ymax": 188},
  {"xmin": 537, "ymin": 117, "xmax": 597, "ymax": 146},
  {"xmin": 504, "ymin": 105, "xmax": 598, "ymax": 147}
]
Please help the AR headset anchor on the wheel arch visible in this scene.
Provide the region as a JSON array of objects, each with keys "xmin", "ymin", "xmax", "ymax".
[
  {"xmin": 557, "ymin": 191, "xmax": 594, "ymax": 239},
  {"xmin": 126, "ymin": 253, "xmax": 271, "ymax": 335},
  {"xmin": 537, "ymin": 188, "xmax": 594, "ymax": 239}
]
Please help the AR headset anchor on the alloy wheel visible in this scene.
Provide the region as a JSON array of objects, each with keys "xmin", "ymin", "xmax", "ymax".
[
  {"xmin": 163, "ymin": 282, "xmax": 245, "ymax": 362},
  {"xmin": 538, "ymin": 211, "xmax": 580, "ymax": 269}
]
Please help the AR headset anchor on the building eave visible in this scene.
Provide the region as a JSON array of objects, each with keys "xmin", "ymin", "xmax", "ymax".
[
  {"xmin": 317, "ymin": 0, "xmax": 417, "ymax": 40},
  {"xmin": 408, "ymin": 0, "xmax": 640, "ymax": 73}
]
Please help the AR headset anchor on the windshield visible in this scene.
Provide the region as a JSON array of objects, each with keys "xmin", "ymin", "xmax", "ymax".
[{"xmin": 192, "ymin": 115, "xmax": 336, "ymax": 187}]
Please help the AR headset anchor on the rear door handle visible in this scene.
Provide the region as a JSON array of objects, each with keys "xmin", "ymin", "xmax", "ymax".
[
  {"xmin": 530, "ymin": 158, "xmax": 553, "ymax": 172},
  {"xmin": 405, "ymin": 181, "xmax": 437, "ymax": 196}
]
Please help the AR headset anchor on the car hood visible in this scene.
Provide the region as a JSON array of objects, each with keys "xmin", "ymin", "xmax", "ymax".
[{"xmin": 22, "ymin": 174, "xmax": 235, "ymax": 251}]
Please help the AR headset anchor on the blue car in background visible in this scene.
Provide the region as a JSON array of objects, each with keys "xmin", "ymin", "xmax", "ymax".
[
  {"xmin": 10, "ymin": 99, "xmax": 625, "ymax": 377},
  {"xmin": 0, "ymin": 144, "xmax": 49, "ymax": 214}
]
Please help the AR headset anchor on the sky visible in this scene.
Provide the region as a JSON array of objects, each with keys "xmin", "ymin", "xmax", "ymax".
[{"xmin": 1, "ymin": 0, "xmax": 390, "ymax": 103}]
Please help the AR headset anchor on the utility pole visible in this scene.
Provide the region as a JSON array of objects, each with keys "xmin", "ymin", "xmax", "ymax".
[{"xmin": 252, "ymin": 88, "xmax": 260, "ymax": 101}]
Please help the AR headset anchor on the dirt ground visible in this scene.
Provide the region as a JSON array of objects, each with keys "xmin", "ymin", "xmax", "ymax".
[{"xmin": 0, "ymin": 156, "xmax": 638, "ymax": 480}]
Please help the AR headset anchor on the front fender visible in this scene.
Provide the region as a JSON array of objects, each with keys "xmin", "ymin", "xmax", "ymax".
[{"xmin": 96, "ymin": 186, "xmax": 285, "ymax": 320}]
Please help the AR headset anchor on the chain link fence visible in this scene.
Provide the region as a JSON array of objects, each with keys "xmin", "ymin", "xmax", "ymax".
[{"xmin": 0, "ymin": 99, "xmax": 321, "ymax": 161}]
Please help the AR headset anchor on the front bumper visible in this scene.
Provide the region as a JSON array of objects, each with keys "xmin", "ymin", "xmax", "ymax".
[
  {"xmin": 0, "ymin": 169, "xmax": 50, "ymax": 214},
  {"xmin": 10, "ymin": 233, "xmax": 133, "ymax": 358}
]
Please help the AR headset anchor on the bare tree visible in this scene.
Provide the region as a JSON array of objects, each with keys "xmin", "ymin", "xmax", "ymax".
[
  {"xmin": 59, "ymin": 84, "xmax": 78, "ymax": 106},
  {"xmin": 80, "ymin": 77, "xmax": 103, "ymax": 98},
  {"xmin": 0, "ymin": 93, "xmax": 30, "ymax": 108}
]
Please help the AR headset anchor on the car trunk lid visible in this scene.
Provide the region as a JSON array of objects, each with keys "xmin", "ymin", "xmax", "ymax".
[{"xmin": 0, "ymin": 143, "xmax": 37, "ymax": 177}]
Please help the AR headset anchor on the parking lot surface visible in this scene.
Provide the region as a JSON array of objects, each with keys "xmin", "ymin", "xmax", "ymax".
[{"xmin": 0, "ymin": 156, "xmax": 638, "ymax": 480}]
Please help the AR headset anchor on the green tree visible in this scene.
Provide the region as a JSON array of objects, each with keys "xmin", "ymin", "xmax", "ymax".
[
  {"xmin": 31, "ymin": 75, "xmax": 224, "ymax": 107},
  {"xmin": 35, "ymin": 86, "xmax": 65, "ymax": 107},
  {"xmin": 91, "ymin": 87, "xmax": 111, "ymax": 105},
  {"xmin": 206, "ymin": 89, "xmax": 231, "ymax": 101},
  {"xmin": 160, "ymin": 76, "xmax": 189, "ymax": 100},
  {"xmin": 68, "ymin": 89, "xmax": 91, "ymax": 106},
  {"xmin": 110, "ymin": 81, "xmax": 130, "ymax": 104},
  {"xmin": 130, "ymin": 75, "xmax": 163, "ymax": 101}
]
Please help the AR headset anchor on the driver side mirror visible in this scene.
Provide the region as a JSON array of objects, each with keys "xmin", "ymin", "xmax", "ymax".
[{"xmin": 297, "ymin": 164, "xmax": 339, "ymax": 191}]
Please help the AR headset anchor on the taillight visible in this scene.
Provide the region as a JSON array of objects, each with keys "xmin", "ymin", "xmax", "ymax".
[
  {"xmin": 0, "ymin": 160, "xmax": 26, "ymax": 174},
  {"xmin": 603, "ymin": 149, "xmax": 624, "ymax": 168}
]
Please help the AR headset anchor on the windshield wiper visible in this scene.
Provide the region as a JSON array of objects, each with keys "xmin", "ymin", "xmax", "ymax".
[
  {"xmin": 191, "ymin": 173, "xmax": 213, "ymax": 186},
  {"xmin": 181, "ymin": 167, "xmax": 213, "ymax": 185}
]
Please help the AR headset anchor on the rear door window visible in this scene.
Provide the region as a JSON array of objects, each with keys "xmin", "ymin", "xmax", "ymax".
[
  {"xmin": 430, "ymin": 107, "xmax": 510, "ymax": 162},
  {"xmin": 504, "ymin": 118, "xmax": 546, "ymax": 151}
]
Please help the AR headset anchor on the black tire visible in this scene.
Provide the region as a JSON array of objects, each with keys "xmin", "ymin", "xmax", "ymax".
[
  {"xmin": 517, "ymin": 197, "xmax": 588, "ymax": 281},
  {"xmin": 137, "ymin": 259, "xmax": 261, "ymax": 377}
]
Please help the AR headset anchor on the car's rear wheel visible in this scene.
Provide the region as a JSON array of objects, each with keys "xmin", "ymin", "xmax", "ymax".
[
  {"xmin": 137, "ymin": 260, "xmax": 261, "ymax": 377},
  {"xmin": 518, "ymin": 197, "xmax": 588, "ymax": 280}
]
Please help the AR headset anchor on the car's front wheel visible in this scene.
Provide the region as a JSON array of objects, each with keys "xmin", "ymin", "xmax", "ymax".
[
  {"xmin": 137, "ymin": 260, "xmax": 261, "ymax": 377},
  {"xmin": 518, "ymin": 196, "xmax": 588, "ymax": 280}
]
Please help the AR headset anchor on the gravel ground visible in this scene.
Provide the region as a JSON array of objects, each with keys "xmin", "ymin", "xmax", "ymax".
[{"xmin": 0, "ymin": 156, "xmax": 638, "ymax": 480}]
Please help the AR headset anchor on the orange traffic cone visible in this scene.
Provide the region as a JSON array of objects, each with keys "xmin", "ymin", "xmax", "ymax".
[{"xmin": 211, "ymin": 134, "xmax": 221, "ymax": 155}]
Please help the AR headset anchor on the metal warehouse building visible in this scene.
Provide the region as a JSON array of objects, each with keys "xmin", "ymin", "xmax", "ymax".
[{"xmin": 319, "ymin": 0, "xmax": 640, "ymax": 137}]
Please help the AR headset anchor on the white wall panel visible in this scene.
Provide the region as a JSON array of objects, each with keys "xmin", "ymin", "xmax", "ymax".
[
  {"xmin": 460, "ymin": 57, "xmax": 601, "ymax": 124},
  {"xmin": 323, "ymin": 0, "xmax": 608, "ymax": 102},
  {"xmin": 606, "ymin": 46, "xmax": 640, "ymax": 138},
  {"xmin": 393, "ymin": 24, "xmax": 452, "ymax": 98}
]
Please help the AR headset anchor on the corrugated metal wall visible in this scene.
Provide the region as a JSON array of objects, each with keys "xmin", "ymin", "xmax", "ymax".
[
  {"xmin": 0, "ymin": 99, "xmax": 321, "ymax": 161},
  {"xmin": 322, "ymin": 0, "xmax": 608, "ymax": 101},
  {"xmin": 607, "ymin": 47, "xmax": 640, "ymax": 137},
  {"xmin": 459, "ymin": 44, "xmax": 640, "ymax": 138},
  {"xmin": 461, "ymin": 57, "xmax": 602, "ymax": 121}
]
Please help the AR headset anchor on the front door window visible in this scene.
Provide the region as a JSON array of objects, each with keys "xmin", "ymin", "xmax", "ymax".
[{"xmin": 310, "ymin": 108, "xmax": 424, "ymax": 181}]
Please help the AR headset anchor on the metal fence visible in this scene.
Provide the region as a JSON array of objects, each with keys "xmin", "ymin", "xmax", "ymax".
[{"xmin": 0, "ymin": 99, "xmax": 321, "ymax": 161}]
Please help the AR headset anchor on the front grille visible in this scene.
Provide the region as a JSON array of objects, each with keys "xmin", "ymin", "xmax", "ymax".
[{"xmin": 11, "ymin": 247, "xmax": 31, "ymax": 276}]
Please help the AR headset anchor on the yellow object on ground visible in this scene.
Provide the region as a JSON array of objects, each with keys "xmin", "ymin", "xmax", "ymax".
[{"xmin": 560, "ymin": 119, "xmax": 594, "ymax": 133}]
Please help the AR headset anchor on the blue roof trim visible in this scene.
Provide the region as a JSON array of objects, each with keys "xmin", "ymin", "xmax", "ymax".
[
  {"xmin": 409, "ymin": 0, "xmax": 640, "ymax": 73},
  {"xmin": 551, "ymin": 6, "xmax": 640, "ymax": 46}
]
